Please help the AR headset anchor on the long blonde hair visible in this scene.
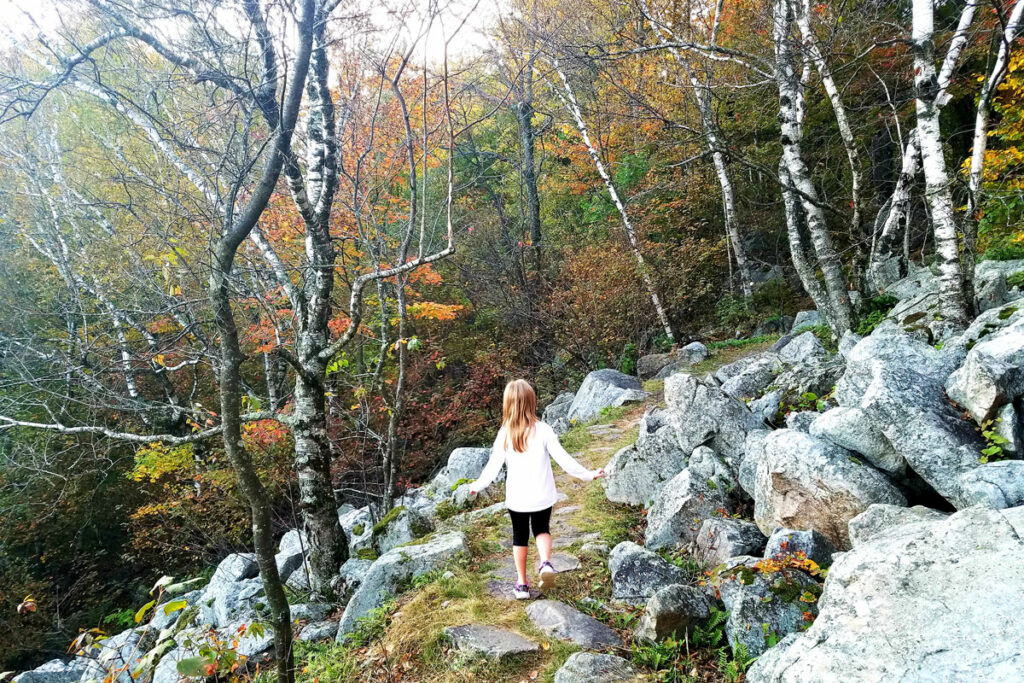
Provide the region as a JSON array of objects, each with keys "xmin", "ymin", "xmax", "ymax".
[{"xmin": 502, "ymin": 379, "xmax": 537, "ymax": 453}]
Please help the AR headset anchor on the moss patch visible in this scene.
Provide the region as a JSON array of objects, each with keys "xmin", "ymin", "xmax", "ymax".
[{"xmin": 372, "ymin": 505, "xmax": 406, "ymax": 536}]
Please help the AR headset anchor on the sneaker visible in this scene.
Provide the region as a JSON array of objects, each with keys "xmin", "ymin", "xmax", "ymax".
[
  {"xmin": 537, "ymin": 561, "xmax": 557, "ymax": 591},
  {"xmin": 512, "ymin": 582, "xmax": 531, "ymax": 600}
]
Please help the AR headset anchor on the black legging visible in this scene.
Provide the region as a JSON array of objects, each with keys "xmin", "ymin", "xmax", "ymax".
[{"xmin": 508, "ymin": 507, "xmax": 552, "ymax": 547}]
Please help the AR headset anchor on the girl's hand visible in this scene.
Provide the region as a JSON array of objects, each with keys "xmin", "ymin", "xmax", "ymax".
[{"xmin": 593, "ymin": 468, "xmax": 606, "ymax": 479}]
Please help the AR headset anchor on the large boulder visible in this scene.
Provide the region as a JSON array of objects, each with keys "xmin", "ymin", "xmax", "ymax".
[
  {"xmin": 770, "ymin": 356, "xmax": 846, "ymax": 405},
  {"xmin": 525, "ymin": 600, "xmax": 622, "ymax": 648},
  {"xmin": 373, "ymin": 506, "xmax": 433, "ymax": 554},
  {"xmin": 664, "ymin": 373, "xmax": 765, "ymax": 476},
  {"xmin": 836, "ymin": 330, "xmax": 981, "ymax": 506},
  {"xmin": 12, "ymin": 660, "xmax": 85, "ymax": 683},
  {"xmin": 957, "ymin": 460, "xmax": 1024, "ymax": 509},
  {"xmin": 790, "ymin": 310, "xmax": 822, "ymax": 332},
  {"xmin": 199, "ymin": 576, "xmax": 266, "ymax": 628},
  {"xmin": 753, "ymin": 430, "xmax": 906, "ymax": 549},
  {"xmin": 946, "ymin": 318, "xmax": 1024, "ymax": 424},
  {"xmin": 747, "ymin": 506, "xmax": 1024, "ymax": 682},
  {"xmin": 210, "ymin": 553, "xmax": 259, "ymax": 584},
  {"xmin": 846, "ymin": 503, "xmax": 949, "ymax": 547},
  {"xmin": 79, "ymin": 628, "xmax": 149, "ymax": 683},
  {"xmin": 608, "ymin": 541, "xmax": 689, "ymax": 604},
  {"xmin": 634, "ymin": 583, "xmax": 714, "ymax": 641},
  {"xmin": 647, "ymin": 342, "xmax": 711, "ymax": 380},
  {"xmin": 603, "ymin": 409, "xmax": 688, "ymax": 506},
  {"xmin": 427, "ymin": 447, "xmax": 495, "ymax": 493},
  {"xmin": 717, "ymin": 354, "xmax": 785, "ymax": 400},
  {"xmin": 645, "ymin": 468, "xmax": 729, "ymax": 550},
  {"xmin": 763, "ymin": 528, "xmax": 836, "ymax": 568},
  {"xmin": 565, "ymin": 369, "xmax": 647, "ymax": 423},
  {"xmin": 778, "ymin": 332, "xmax": 827, "ymax": 365},
  {"xmin": 542, "ymin": 391, "xmax": 576, "ymax": 424},
  {"xmin": 275, "ymin": 529, "xmax": 307, "ymax": 583},
  {"xmin": 553, "ymin": 653, "xmax": 641, "ymax": 683},
  {"xmin": 809, "ymin": 407, "xmax": 905, "ymax": 478},
  {"xmin": 714, "ymin": 559, "xmax": 820, "ymax": 658},
  {"xmin": 339, "ymin": 505, "xmax": 374, "ymax": 553},
  {"xmin": 338, "ymin": 532, "xmax": 468, "ymax": 636},
  {"xmin": 696, "ymin": 518, "xmax": 767, "ymax": 566}
]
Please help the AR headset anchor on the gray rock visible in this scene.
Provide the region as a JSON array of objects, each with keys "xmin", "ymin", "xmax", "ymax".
[
  {"xmin": 543, "ymin": 392, "xmax": 576, "ymax": 423},
  {"xmin": 339, "ymin": 505, "xmax": 374, "ymax": 552},
  {"xmin": 581, "ymin": 541, "xmax": 611, "ymax": 556},
  {"xmin": 720, "ymin": 566, "xmax": 819, "ymax": 658},
  {"xmin": 13, "ymin": 660, "xmax": 84, "ymax": 683},
  {"xmin": 608, "ymin": 541, "xmax": 688, "ymax": 603},
  {"xmin": 778, "ymin": 332, "xmax": 827, "ymax": 365},
  {"xmin": 200, "ymin": 576, "xmax": 266, "ymax": 628},
  {"xmin": 150, "ymin": 643, "xmax": 202, "ymax": 683},
  {"xmin": 753, "ymin": 430, "xmax": 906, "ymax": 549},
  {"xmin": 664, "ymin": 373, "xmax": 765, "ymax": 476},
  {"xmin": 688, "ymin": 446, "xmax": 738, "ymax": 488},
  {"xmin": 152, "ymin": 589, "xmax": 201, "ymax": 630},
  {"xmin": 976, "ymin": 271, "xmax": 1008, "ymax": 312},
  {"xmin": 847, "ymin": 503, "xmax": 949, "ymax": 547},
  {"xmin": 994, "ymin": 402, "xmax": 1021, "ymax": 456},
  {"xmin": 275, "ymin": 529, "xmax": 307, "ymax": 582},
  {"xmin": 603, "ymin": 409, "xmax": 688, "ymax": 506},
  {"xmin": 566, "ymin": 369, "xmax": 647, "ymax": 423},
  {"xmin": 298, "ymin": 620, "xmax": 338, "ymax": 642},
  {"xmin": 837, "ymin": 331, "xmax": 861, "ymax": 359},
  {"xmin": 784, "ymin": 411, "xmax": 817, "ymax": 433},
  {"xmin": 837, "ymin": 331, "xmax": 981, "ymax": 506},
  {"xmin": 284, "ymin": 558, "xmax": 313, "ymax": 593},
  {"xmin": 290, "ymin": 603, "xmax": 331, "ymax": 622},
  {"xmin": 718, "ymin": 354, "xmax": 784, "ymax": 400},
  {"xmin": 553, "ymin": 652, "xmax": 641, "ymax": 683},
  {"xmin": 739, "ymin": 430, "xmax": 769, "ymax": 497},
  {"xmin": 338, "ymin": 531, "xmax": 468, "ymax": 636},
  {"xmin": 526, "ymin": 600, "xmax": 622, "ymax": 648},
  {"xmin": 374, "ymin": 507, "xmax": 433, "ymax": 554},
  {"xmin": 335, "ymin": 558, "xmax": 373, "ymax": 597},
  {"xmin": 771, "ymin": 356, "xmax": 846, "ymax": 406},
  {"xmin": 958, "ymin": 460, "xmax": 1024, "ymax": 509},
  {"xmin": 790, "ymin": 310, "xmax": 822, "ymax": 332},
  {"xmin": 78, "ymin": 628, "xmax": 150, "ymax": 683},
  {"xmin": 946, "ymin": 319, "xmax": 1024, "ymax": 424},
  {"xmin": 696, "ymin": 518, "xmax": 767, "ymax": 566},
  {"xmin": 210, "ymin": 553, "xmax": 259, "ymax": 585},
  {"xmin": 637, "ymin": 353, "xmax": 676, "ymax": 379},
  {"xmin": 645, "ymin": 467, "xmax": 729, "ymax": 550},
  {"xmin": 747, "ymin": 506, "xmax": 1024, "ymax": 683},
  {"xmin": 809, "ymin": 407, "xmax": 905, "ymax": 477},
  {"xmin": 225, "ymin": 620, "xmax": 275, "ymax": 658},
  {"xmin": 764, "ymin": 528, "xmax": 836, "ymax": 568},
  {"xmin": 444, "ymin": 625, "xmax": 538, "ymax": 659},
  {"xmin": 749, "ymin": 390, "xmax": 783, "ymax": 425},
  {"xmin": 634, "ymin": 583, "xmax": 714, "ymax": 641},
  {"xmin": 427, "ymin": 447, "xmax": 495, "ymax": 494},
  {"xmin": 755, "ymin": 316, "xmax": 795, "ymax": 337}
]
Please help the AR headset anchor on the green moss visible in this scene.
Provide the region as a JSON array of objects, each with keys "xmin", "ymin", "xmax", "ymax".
[
  {"xmin": 433, "ymin": 500, "xmax": 457, "ymax": 520},
  {"xmin": 1007, "ymin": 271, "xmax": 1024, "ymax": 289},
  {"xmin": 998, "ymin": 306, "xmax": 1018, "ymax": 320},
  {"xmin": 902, "ymin": 311, "xmax": 927, "ymax": 325},
  {"xmin": 356, "ymin": 548, "xmax": 378, "ymax": 561},
  {"xmin": 352, "ymin": 524, "xmax": 365, "ymax": 537},
  {"xmin": 707, "ymin": 334, "xmax": 779, "ymax": 350},
  {"xmin": 372, "ymin": 505, "xmax": 405, "ymax": 537},
  {"xmin": 449, "ymin": 477, "xmax": 471, "ymax": 491}
]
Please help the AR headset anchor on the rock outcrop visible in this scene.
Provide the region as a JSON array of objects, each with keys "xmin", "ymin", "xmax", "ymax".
[{"xmin": 566, "ymin": 369, "xmax": 647, "ymax": 423}]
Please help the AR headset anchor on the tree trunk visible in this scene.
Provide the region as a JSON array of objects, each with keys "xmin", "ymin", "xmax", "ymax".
[
  {"xmin": 553, "ymin": 61, "xmax": 676, "ymax": 343},
  {"xmin": 912, "ymin": 0, "xmax": 971, "ymax": 327},
  {"xmin": 772, "ymin": 0, "xmax": 852, "ymax": 334},
  {"xmin": 780, "ymin": 161, "xmax": 834, "ymax": 321}
]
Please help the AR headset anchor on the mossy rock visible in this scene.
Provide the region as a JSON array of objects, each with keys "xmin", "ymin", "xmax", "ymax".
[
  {"xmin": 372, "ymin": 506, "xmax": 406, "ymax": 537},
  {"xmin": 352, "ymin": 523, "xmax": 365, "ymax": 537}
]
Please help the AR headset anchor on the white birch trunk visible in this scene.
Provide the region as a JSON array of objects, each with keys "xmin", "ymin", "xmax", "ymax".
[
  {"xmin": 773, "ymin": 0, "xmax": 852, "ymax": 334},
  {"xmin": 553, "ymin": 61, "xmax": 676, "ymax": 343},
  {"xmin": 912, "ymin": 0, "xmax": 971, "ymax": 326}
]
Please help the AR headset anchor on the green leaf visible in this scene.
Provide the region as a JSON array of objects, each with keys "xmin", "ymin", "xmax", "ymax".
[
  {"xmin": 162, "ymin": 599, "xmax": 188, "ymax": 616},
  {"xmin": 134, "ymin": 600, "xmax": 156, "ymax": 624},
  {"xmin": 176, "ymin": 657, "xmax": 208, "ymax": 677}
]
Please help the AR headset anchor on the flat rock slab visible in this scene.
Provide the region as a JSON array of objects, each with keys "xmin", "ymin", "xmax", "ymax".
[
  {"xmin": 553, "ymin": 505, "xmax": 582, "ymax": 516},
  {"xmin": 526, "ymin": 600, "xmax": 623, "ymax": 648},
  {"xmin": 490, "ymin": 552, "xmax": 582, "ymax": 580},
  {"xmin": 554, "ymin": 652, "xmax": 641, "ymax": 683},
  {"xmin": 486, "ymin": 579, "xmax": 542, "ymax": 601},
  {"xmin": 444, "ymin": 624, "xmax": 539, "ymax": 659}
]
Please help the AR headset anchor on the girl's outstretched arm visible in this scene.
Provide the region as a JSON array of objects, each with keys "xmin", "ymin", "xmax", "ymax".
[
  {"xmin": 545, "ymin": 423, "xmax": 603, "ymax": 480},
  {"xmin": 469, "ymin": 429, "xmax": 506, "ymax": 494}
]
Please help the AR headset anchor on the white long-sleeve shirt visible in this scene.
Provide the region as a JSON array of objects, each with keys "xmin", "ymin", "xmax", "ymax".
[{"xmin": 470, "ymin": 420, "xmax": 599, "ymax": 512}]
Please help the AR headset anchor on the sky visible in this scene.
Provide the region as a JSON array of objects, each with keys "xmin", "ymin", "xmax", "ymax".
[{"xmin": 0, "ymin": 0, "xmax": 499, "ymax": 66}]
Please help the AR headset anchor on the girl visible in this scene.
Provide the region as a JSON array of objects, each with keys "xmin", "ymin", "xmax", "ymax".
[{"xmin": 469, "ymin": 379, "xmax": 605, "ymax": 599}]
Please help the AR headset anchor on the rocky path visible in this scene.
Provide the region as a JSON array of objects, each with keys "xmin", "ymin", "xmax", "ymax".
[{"xmin": 372, "ymin": 412, "xmax": 648, "ymax": 682}]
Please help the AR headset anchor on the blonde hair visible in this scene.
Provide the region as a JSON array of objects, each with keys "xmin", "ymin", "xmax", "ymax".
[{"xmin": 502, "ymin": 379, "xmax": 537, "ymax": 453}]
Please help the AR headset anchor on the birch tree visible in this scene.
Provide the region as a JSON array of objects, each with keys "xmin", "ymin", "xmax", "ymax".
[{"xmin": 550, "ymin": 58, "xmax": 677, "ymax": 344}]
